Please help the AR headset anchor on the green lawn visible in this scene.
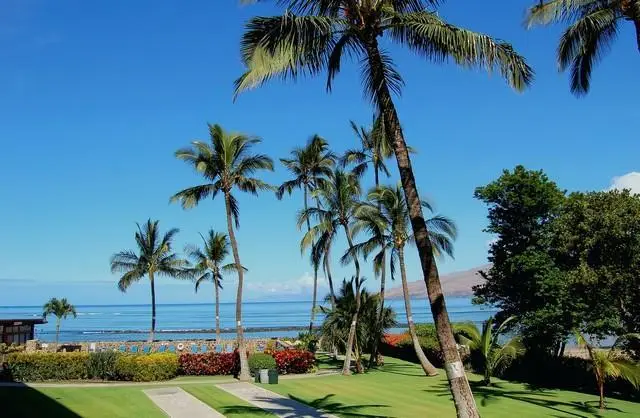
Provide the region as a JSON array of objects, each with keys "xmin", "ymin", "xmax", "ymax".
[
  {"xmin": 265, "ymin": 357, "xmax": 640, "ymax": 418},
  {"xmin": 2, "ymin": 357, "xmax": 638, "ymax": 417}
]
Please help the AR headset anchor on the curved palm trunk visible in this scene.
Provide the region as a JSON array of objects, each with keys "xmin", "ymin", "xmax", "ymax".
[
  {"xmin": 55, "ymin": 318, "xmax": 61, "ymax": 350},
  {"xmin": 149, "ymin": 271, "xmax": 156, "ymax": 342},
  {"xmin": 224, "ymin": 191, "xmax": 250, "ymax": 381},
  {"xmin": 364, "ymin": 36, "xmax": 478, "ymax": 418},
  {"xmin": 399, "ymin": 247, "xmax": 439, "ymax": 376},
  {"xmin": 342, "ymin": 224, "xmax": 361, "ymax": 375},
  {"xmin": 324, "ymin": 239, "xmax": 336, "ymax": 310},
  {"xmin": 304, "ymin": 185, "xmax": 318, "ymax": 333},
  {"xmin": 635, "ymin": 19, "xmax": 640, "ymax": 53},
  {"xmin": 215, "ymin": 279, "xmax": 221, "ymax": 340}
]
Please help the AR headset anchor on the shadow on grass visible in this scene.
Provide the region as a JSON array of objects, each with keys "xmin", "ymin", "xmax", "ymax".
[
  {"xmin": 0, "ymin": 383, "xmax": 81, "ymax": 418},
  {"xmin": 224, "ymin": 393, "xmax": 389, "ymax": 418},
  {"xmin": 423, "ymin": 380, "xmax": 621, "ymax": 418},
  {"xmin": 316, "ymin": 354, "xmax": 344, "ymax": 371},
  {"xmin": 376, "ymin": 362, "xmax": 426, "ymax": 378}
]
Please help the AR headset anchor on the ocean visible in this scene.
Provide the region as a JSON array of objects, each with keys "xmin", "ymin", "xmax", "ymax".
[{"xmin": 0, "ymin": 297, "xmax": 497, "ymax": 343}]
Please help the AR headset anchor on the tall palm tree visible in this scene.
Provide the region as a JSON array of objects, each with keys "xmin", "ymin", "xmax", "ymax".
[
  {"xmin": 42, "ymin": 297, "xmax": 76, "ymax": 349},
  {"xmin": 300, "ymin": 169, "xmax": 362, "ymax": 375},
  {"xmin": 187, "ymin": 230, "xmax": 245, "ymax": 340},
  {"xmin": 277, "ymin": 135, "xmax": 335, "ymax": 332},
  {"xmin": 526, "ymin": 0, "xmax": 640, "ymax": 95},
  {"xmin": 110, "ymin": 219, "xmax": 190, "ymax": 341},
  {"xmin": 576, "ymin": 333, "xmax": 640, "ymax": 410},
  {"xmin": 171, "ymin": 123, "xmax": 273, "ymax": 381},
  {"xmin": 342, "ymin": 116, "xmax": 392, "ymax": 186},
  {"xmin": 454, "ymin": 316, "xmax": 524, "ymax": 386},
  {"xmin": 236, "ymin": 3, "xmax": 532, "ymax": 415},
  {"xmin": 347, "ymin": 183, "xmax": 457, "ymax": 376}
]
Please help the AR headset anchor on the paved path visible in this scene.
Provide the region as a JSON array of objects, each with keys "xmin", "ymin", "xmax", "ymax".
[
  {"xmin": 144, "ymin": 387, "xmax": 224, "ymax": 418},
  {"xmin": 216, "ymin": 382, "xmax": 338, "ymax": 418}
]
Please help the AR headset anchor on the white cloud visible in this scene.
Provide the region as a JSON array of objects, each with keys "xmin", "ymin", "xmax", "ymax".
[
  {"xmin": 246, "ymin": 273, "xmax": 328, "ymax": 296},
  {"xmin": 609, "ymin": 172, "xmax": 640, "ymax": 194}
]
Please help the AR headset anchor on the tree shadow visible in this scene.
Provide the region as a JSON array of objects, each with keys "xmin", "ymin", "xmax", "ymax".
[
  {"xmin": 225, "ymin": 393, "xmax": 389, "ymax": 418},
  {"xmin": 423, "ymin": 380, "xmax": 624, "ymax": 418},
  {"xmin": 0, "ymin": 383, "xmax": 82, "ymax": 418},
  {"xmin": 376, "ymin": 362, "xmax": 425, "ymax": 378}
]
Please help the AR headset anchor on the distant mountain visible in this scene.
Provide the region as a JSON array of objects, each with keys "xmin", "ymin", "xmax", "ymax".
[{"xmin": 385, "ymin": 264, "xmax": 490, "ymax": 299}]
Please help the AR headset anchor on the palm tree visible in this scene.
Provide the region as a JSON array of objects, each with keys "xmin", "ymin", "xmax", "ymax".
[
  {"xmin": 236, "ymin": 3, "xmax": 532, "ymax": 415},
  {"xmin": 454, "ymin": 316, "xmax": 524, "ymax": 386},
  {"xmin": 320, "ymin": 279, "xmax": 396, "ymax": 370},
  {"xmin": 277, "ymin": 135, "xmax": 335, "ymax": 332},
  {"xmin": 187, "ymin": 230, "xmax": 245, "ymax": 340},
  {"xmin": 110, "ymin": 219, "xmax": 190, "ymax": 341},
  {"xmin": 42, "ymin": 298, "xmax": 76, "ymax": 349},
  {"xmin": 300, "ymin": 169, "xmax": 362, "ymax": 375},
  {"xmin": 347, "ymin": 183, "xmax": 457, "ymax": 376},
  {"xmin": 576, "ymin": 333, "xmax": 640, "ymax": 410},
  {"xmin": 526, "ymin": 0, "xmax": 640, "ymax": 95},
  {"xmin": 171, "ymin": 123, "xmax": 273, "ymax": 382}
]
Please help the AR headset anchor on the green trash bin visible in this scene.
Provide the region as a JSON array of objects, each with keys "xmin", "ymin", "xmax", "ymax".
[{"xmin": 268, "ymin": 369, "xmax": 278, "ymax": 384}]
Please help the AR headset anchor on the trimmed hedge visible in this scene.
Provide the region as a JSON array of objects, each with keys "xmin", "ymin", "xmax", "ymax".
[
  {"xmin": 273, "ymin": 350, "xmax": 315, "ymax": 374},
  {"xmin": 6, "ymin": 352, "xmax": 178, "ymax": 382},
  {"xmin": 178, "ymin": 352, "xmax": 239, "ymax": 376},
  {"xmin": 115, "ymin": 353, "xmax": 178, "ymax": 382},
  {"xmin": 7, "ymin": 352, "xmax": 89, "ymax": 381},
  {"xmin": 248, "ymin": 353, "xmax": 276, "ymax": 371}
]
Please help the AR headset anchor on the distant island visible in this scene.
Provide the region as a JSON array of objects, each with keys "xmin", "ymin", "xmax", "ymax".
[{"xmin": 385, "ymin": 264, "xmax": 490, "ymax": 299}]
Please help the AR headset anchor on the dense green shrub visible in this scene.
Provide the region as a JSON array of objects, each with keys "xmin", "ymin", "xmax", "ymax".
[
  {"xmin": 179, "ymin": 352, "xmax": 240, "ymax": 376},
  {"xmin": 7, "ymin": 352, "xmax": 89, "ymax": 381},
  {"xmin": 115, "ymin": 353, "xmax": 178, "ymax": 382},
  {"xmin": 86, "ymin": 351, "xmax": 119, "ymax": 380},
  {"xmin": 248, "ymin": 353, "xmax": 276, "ymax": 371}
]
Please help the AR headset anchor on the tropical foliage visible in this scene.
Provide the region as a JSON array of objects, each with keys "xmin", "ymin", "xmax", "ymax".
[
  {"xmin": 42, "ymin": 298, "xmax": 77, "ymax": 348},
  {"xmin": 171, "ymin": 123, "xmax": 274, "ymax": 381},
  {"xmin": 576, "ymin": 333, "xmax": 640, "ymax": 409},
  {"xmin": 277, "ymin": 135, "xmax": 335, "ymax": 331},
  {"xmin": 237, "ymin": 3, "xmax": 532, "ymax": 413},
  {"xmin": 186, "ymin": 230, "xmax": 243, "ymax": 339},
  {"xmin": 110, "ymin": 220, "xmax": 190, "ymax": 341},
  {"xmin": 454, "ymin": 316, "xmax": 524, "ymax": 385},
  {"xmin": 526, "ymin": 0, "xmax": 640, "ymax": 95}
]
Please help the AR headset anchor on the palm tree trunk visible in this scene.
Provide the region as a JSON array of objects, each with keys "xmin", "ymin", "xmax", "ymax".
[
  {"xmin": 149, "ymin": 271, "xmax": 156, "ymax": 342},
  {"xmin": 633, "ymin": 18, "xmax": 640, "ymax": 53},
  {"xmin": 324, "ymin": 243, "xmax": 336, "ymax": 310},
  {"xmin": 364, "ymin": 36, "xmax": 478, "ymax": 418},
  {"xmin": 599, "ymin": 379, "xmax": 605, "ymax": 410},
  {"xmin": 399, "ymin": 246, "xmax": 439, "ymax": 376},
  {"xmin": 342, "ymin": 223, "xmax": 361, "ymax": 375},
  {"xmin": 215, "ymin": 280, "xmax": 221, "ymax": 340},
  {"xmin": 304, "ymin": 185, "xmax": 318, "ymax": 333},
  {"xmin": 55, "ymin": 318, "xmax": 61, "ymax": 350},
  {"xmin": 224, "ymin": 191, "xmax": 250, "ymax": 381},
  {"xmin": 369, "ymin": 166, "xmax": 385, "ymax": 369}
]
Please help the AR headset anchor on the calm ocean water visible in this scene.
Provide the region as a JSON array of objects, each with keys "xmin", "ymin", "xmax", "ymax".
[{"xmin": 0, "ymin": 297, "xmax": 497, "ymax": 343}]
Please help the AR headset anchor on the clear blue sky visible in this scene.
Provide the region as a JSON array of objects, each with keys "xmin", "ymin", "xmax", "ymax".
[{"xmin": 1, "ymin": 1, "xmax": 638, "ymax": 306}]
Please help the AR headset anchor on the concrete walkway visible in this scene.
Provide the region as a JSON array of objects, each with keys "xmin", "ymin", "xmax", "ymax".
[
  {"xmin": 217, "ymin": 382, "xmax": 338, "ymax": 418},
  {"xmin": 144, "ymin": 387, "xmax": 224, "ymax": 418}
]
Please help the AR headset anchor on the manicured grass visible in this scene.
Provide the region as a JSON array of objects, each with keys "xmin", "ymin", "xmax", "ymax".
[
  {"xmin": 0, "ymin": 385, "xmax": 164, "ymax": 418},
  {"xmin": 184, "ymin": 385, "xmax": 275, "ymax": 417},
  {"xmin": 265, "ymin": 357, "xmax": 640, "ymax": 417}
]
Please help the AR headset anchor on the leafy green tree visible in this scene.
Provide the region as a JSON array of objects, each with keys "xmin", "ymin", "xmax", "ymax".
[
  {"xmin": 454, "ymin": 316, "xmax": 524, "ymax": 386},
  {"xmin": 171, "ymin": 124, "xmax": 274, "ymax": 381},
  {"xmin": 237, "ymin": 3, "xmax": 532, "ymax": 414},
  {"xmin": 277, "ymin": 135, "xmax": 335, "ymax": 331},
  {"xmin": 110, "ymin": 220, "xmax": 190, "ymax": 341},
  {"xmin": 551, "ymin": 190, "xmax": 640, "ymax": 342},
  {"xmin": 347, "ymin": 183, "xmax": 457, "ymax": 375},
  {"xmin": 42, "ymin": 297, "xmax": 76, "ymax": 349},
  {"xmin": 474, "ymin": 166, "xmax": 571, "ymax": 355},
  {"xmin": 187, "ymin": 230, "xmax": 245, "ymax": 340},
  {"xmin": 320, "ymin": 279, "xmax": 396, "ymax": 372},
  {"xmin": 300, "ymin": 169, "xmax": 362, "ymax": 375},
  {"xmin": 576, "ymin": 333, "xmax": 640, "ymax": 410},
  {"xmin": 526, "ymin": 0, "xmax": 640, "ymax": 95}
]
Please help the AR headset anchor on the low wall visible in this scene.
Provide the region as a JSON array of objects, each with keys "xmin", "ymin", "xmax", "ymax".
[{"xmin": 31, "ymin": 338, "xmax": 278, "ymax": 354}]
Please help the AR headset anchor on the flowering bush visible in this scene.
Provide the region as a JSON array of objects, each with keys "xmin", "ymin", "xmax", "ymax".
[
  {"xmin": 272, "ymin": 349, "xmax": 315, "ymax": 374},
  {"xmin": 178, "ymin": 352, "xmax": 239, "ymax": 376}
]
